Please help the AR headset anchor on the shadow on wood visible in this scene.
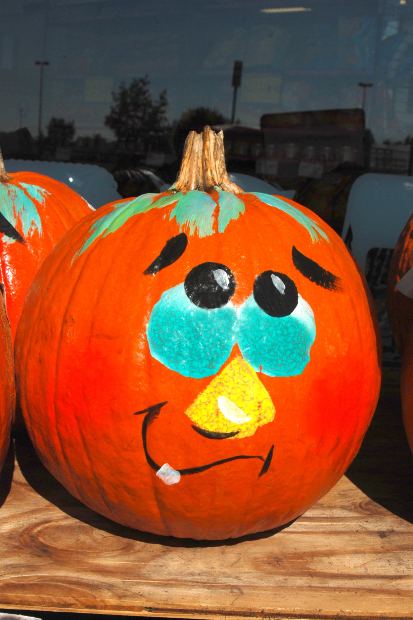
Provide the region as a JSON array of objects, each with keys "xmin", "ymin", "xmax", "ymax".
[
  {"xmin": 0, "ymin": 441, "xmax": 15, "ymax": 508},
  {"xmin": 347, "ymin": 367, "xmax": 413, "ymax": 523}
]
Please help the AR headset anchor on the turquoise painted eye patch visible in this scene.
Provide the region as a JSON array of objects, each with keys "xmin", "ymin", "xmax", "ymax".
[
  {"xmin": 237, "ymin": 293, "xmax": 316, "ymax": 377},
  {"xmin": 147, "ymin": 262, "xmax": 316, "ymax": 379},
  {"xmin": 147, "ymin": 283, "xmax": 237, "ymax": 379}
]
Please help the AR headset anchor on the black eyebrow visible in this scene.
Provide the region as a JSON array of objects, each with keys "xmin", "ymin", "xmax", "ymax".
[
  {"xmin": 144, "ymin": 233, "xmax": 188, "ymax": 275},
  {"xmin": 292, "ymin": 246, "xmax": 340, "ymax": 291},
  {"xmin": 0, "ymin": 213, "xmax": 24, "ymax": 243}
]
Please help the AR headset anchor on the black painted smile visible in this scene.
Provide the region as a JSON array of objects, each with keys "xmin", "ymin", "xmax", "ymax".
[{"xmin": 134, "ymin": 402, "xmax": 274, "ymax": 478}]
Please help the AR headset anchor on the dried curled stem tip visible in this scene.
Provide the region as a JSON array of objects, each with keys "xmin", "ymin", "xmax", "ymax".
[
  {"xmin": 173, "ymin": 130, "xmax": 203, "ymax": 193},
  {"xmin": 173, "ymin": 126, "xmax": 243, "ymax": 194},
  {"xmin": 202, "ymin": 127, "xmax": 243, "ymax": 194},
  {"xmin": 0, "ymin": 149, "xmax": 9, "ymax": 183}
]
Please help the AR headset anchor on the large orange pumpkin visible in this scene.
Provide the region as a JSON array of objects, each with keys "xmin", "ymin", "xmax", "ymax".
[
  {"xmin": 387, "ymin": 214, "xmax": 413, "ymax": 355},
  {"xmin": 0, "ymin": 155, "xmax": 93, "ymax": 336},
  {"xmin": 15, "ymin": 128, "xmax": 381, "ymax": 540},
  {"xmin": 0, "ymin": 292, "xmax": 15, "ymax": 475}
]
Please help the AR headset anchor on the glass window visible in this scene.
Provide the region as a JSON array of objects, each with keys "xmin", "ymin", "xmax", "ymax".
[{"xmin": 1, "ymin": 1, "xmax": 413, "ymax": 192}]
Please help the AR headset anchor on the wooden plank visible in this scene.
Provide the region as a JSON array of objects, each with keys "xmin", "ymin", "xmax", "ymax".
[{"xmin": 0, "ymin": 369, "xmax": 412, "ymax": 619}]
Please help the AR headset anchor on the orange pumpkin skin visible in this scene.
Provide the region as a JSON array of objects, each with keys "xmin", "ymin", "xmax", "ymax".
[
  {"xmin": 0, "ymin": 293, "xmax": 15, "ymax": 474},
  {"xmin": 16, "ymin": 189, "xmax": 380, "ymax": 540},
  {"xmin": 387, "ymin": 214, "xmax": 413, "ymax": 355},
  {"xmin": 0, "ymin": 171, "xmax": 93, "ymax": 336}
]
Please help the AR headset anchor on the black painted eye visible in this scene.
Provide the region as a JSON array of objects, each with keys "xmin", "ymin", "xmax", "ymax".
[
  {"xmin": 184, "ymin": 262, "xmax": 235, "ymax": 309},
  {"xmin": 254, "ymin": 271, "xmax": 298, "ymax": 317}
]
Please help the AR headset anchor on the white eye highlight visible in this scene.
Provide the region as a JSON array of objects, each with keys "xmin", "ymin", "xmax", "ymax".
[
  {"xmin": 213, "ymin": 269, "xmax": 231, "ymax": 290},
  {"xmin": 271, "ymin": 274, "xmax": 286, "ymax": 295}
]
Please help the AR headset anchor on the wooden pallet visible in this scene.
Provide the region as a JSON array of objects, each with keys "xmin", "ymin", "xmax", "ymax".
[{"xmin": 0, "ymin": 369, "xmax": 412, "ymax": 619}]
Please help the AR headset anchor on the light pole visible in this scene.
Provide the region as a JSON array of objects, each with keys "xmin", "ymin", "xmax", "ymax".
[
  {"xmin": 358, "ymin": 82, "xmax": 373, "ymax": 113},
  {"xmin": 231, "ymin": 60, "xmax": 243, "ymax": 124},
  {"xmin": 34, "ymin": 60, "xmax": 50, "ymax": 153}
]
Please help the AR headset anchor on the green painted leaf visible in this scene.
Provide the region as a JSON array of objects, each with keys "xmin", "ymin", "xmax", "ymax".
[
  {"xmin": 79, "ymin": 193, "xmax": 158, "ymax": 255},
  {"xmin": 0, "ymin": 182, "xmax": 46, "ymax": 243},
  {"xmin": 249, "ymin": 192, "xmax": 328, "ymax": 242},
  {"xmin": 170, "ymin": 191, "xmax": 216, "ymax": 237},
  {"xmin": 151, "ymin": 193, "xmax": 182, "ymax": 209},
  {"xmin": 79, "ymin": 192, "xmax": 186, "ymax": 255},
  {"xmin": 79, "ymin": 189, "xmax": 220, "ymax": 255},
  {"xmin": 217, "ymin": 190, "xmax": 245, "ymax": 233}
]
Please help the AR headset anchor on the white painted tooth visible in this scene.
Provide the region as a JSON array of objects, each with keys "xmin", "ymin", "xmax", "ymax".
[
  {"xmin": 156, "ymin": 463, "xmax": 181, "ymax": 485},
  {"xmin": 217, "ymin": 395, "xmax": 251, "ymax": 424}
]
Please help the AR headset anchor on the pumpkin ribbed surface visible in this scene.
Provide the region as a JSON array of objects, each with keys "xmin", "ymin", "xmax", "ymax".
[
  {"xmin": 0, "ymin": 170, "xmax": 93, "ymax": 335},
  {"xmin": 15, "ymin": 185, "xmax": 381, "ymax": 540}
]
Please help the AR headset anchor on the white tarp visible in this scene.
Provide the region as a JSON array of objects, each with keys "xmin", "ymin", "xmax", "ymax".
[
  {"xmin": 0, "ymin": 615, "xmax": 42, "ymax": 620},
  {"xmin": 5, "ymin": 160, "xmax": 121, "ymax": 208},
  {"xmin": 396, "ymin": 266, "xmax": 413, "ymax": 299}
]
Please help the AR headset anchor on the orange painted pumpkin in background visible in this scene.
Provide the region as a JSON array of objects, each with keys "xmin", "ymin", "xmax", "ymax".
[
  {"xmin": 387, "ymin": 213, "xmax": 413, "ymax": 453},
  {"xmin": 387, "ymin": 213, "xmax": 413, "ymax": 355},
  {"xmin": 0, "ymin": 157, "xmax": 93, "ymax": 336},
  {"xmin": 15, "ymin": 129, "xmax": 381, "ymax": 540},
  {"xmin": 0, "ymin": 293, "xmax": 15, "ymax": 476}
]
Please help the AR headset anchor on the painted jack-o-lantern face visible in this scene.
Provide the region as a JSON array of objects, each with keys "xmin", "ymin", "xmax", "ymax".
[
  {"xmin": 16, "ymin": 129, "xmax": 381, "ymax": 540},
  {"xmin": 0, "ymin": 160, "xmax": 93, "ymax": 336},
  {"xmin": 142, "ymin": 228, "xmax": 321, "ymax": 479}
]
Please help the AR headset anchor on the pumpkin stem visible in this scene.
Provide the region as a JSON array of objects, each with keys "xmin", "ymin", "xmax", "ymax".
[
  {"xmin": 0, "ymin": 149, "xmax": 9, "ymax": 183},
  {"xmin": 173, "ymin": 130, "xmax": 203, "ymax": 193},
  {"xmin": 173, "ymin": 126, "xmax": 243, "ymax": 194}
]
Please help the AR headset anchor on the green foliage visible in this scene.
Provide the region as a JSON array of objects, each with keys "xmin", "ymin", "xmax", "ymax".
[
  {"xmin": 173, "ymin": 107, "xmax": 228, "ymax": 157},
  {"xmin": 46, "ymin": 117, "xmax": 75, "ymax": 148}
]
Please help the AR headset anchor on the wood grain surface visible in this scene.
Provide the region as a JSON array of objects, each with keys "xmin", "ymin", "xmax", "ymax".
[{"xmin": 0, "ymin": 368, "xmax": 412, "ymax": 620}]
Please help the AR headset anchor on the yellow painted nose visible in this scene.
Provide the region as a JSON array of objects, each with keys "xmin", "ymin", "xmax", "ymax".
[{"xmin": 185, "ymin": 357, "xmax": 275, "ymax": 439}]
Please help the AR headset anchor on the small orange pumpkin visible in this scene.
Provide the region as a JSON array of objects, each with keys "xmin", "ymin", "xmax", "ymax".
[
  {"xmin": 16, "ymin": 128, "xmax": 381, "ymax": 540},
  {"xmin": 0, "ymin": 292, "xmax": 14, "ymax": 475},
  {"xmin": 0, "ymin": 155, "xmax": 93, "ymax": 336},
  {"xmin": 387, "ymin": 214, "xmax": 413, "ymax": 355}
]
